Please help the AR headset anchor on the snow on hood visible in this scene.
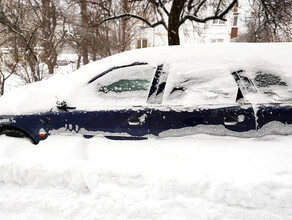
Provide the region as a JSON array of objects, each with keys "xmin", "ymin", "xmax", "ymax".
[{"xmin": 0, "ymin": 43, "xmax": 292, "ymax": 115}]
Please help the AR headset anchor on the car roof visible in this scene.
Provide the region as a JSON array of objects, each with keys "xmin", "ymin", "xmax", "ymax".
[
  {"xmin": 78, "ymin": 43, "xmax": 292, "ymax": 105},
  {"xmin": 67, "ymin": 43, "xmax": 292, "ymax": 92}
]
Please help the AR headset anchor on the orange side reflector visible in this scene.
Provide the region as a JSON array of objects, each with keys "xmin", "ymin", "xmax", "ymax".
[{"xmin": 39, "ymin": 133, "xmax": 46, "ymax": 137}]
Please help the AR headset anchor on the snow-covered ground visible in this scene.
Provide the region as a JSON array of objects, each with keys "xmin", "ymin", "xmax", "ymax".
[{"xmin": 0, "ymin": 134, "xmax": 291, "ymax": 220}]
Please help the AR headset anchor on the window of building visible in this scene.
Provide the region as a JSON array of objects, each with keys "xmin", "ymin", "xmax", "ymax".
[
  {"xmin": 212, "ymin": 19, "xmax": 226, "ymax": 25},
  {"xmin": 136, "ymin": 39, "xmax": 148, "ymax": 49},
  {"xmin": 211, "ymin": 39, "xmax": 224, "ymax": 43},
  {"xmin": 233, "ymin": 14, "xmax": 239, "ymax": 27}
]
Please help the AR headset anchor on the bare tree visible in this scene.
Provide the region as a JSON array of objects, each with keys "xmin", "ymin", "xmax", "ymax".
[
  {"xmin": 78, "ymin": 0, "xmax": 90, "ymax": 64},
  {"xmin": 93, "ymin": 0, "xmax": 238, "ymax": 45},
  {"xmin": 241, "ymin": 0, "xmax": 292, "ymax": 42},
  {"xmin": 37, "ymin": 0, "xmax": 67, "ymax": 74},
  {"xmin": 0, "ymin": 0, "xmax": 46, "ymax": 81},
  {"xmin": 62, "ymin": 0, "xmax": 97, "ymax": 67},
  {"xmin": 64, "ymin": 0, "xmax": 140, "ymax": 68},
  {"xmin": 1, "ymin": 0, "xmax": 68, "ymax": 78},
  {"xmin": 0, "ymin": 52, "xmax": 18, "ymax": 95}
]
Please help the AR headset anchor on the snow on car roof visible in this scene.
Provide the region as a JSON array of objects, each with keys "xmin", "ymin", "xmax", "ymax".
[{"xmin": 0, "ymin": 43, "xmax": 292, "ymax": 115}]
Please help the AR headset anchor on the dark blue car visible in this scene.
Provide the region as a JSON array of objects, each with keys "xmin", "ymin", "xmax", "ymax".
[{"xmin": 1, "ymin": 44, "xmax": 292, "ymax": 144}]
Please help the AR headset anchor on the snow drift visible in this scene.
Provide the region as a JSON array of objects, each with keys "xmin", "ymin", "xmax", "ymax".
[{"xmin": 0, "ymin": 134, "xmax": 292, "ymax": 220}]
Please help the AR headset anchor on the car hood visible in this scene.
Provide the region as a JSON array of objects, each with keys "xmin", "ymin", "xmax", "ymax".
[{"xmin": 0, "ymin": 74, "xmax": 68, "ymax": 115}]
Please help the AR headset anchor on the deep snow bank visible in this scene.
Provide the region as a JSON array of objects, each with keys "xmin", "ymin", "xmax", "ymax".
[{"xmin": 0, "ymin": 134, "xmax": 292, "ymax": 220}]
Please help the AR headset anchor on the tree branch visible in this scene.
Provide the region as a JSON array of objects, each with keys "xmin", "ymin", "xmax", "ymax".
[
  {"xmin": 180, "ymin": 0, "xmax": 238, "ymax": 25},
  {"xmin": 217, "ymin": 0, "xmax": 238, "ymax": 19},
  {"xmin": 194, "ymin": 0, "xmax": 207, "ymax": 15},
  {"xmin": 89, "ymin": 13, "xmax": 167, "ymax": 29},
  {"xmin": 215, "ymin": 0, "xmax": 223, "ymax": 16},
  {"xmin": 157, "ymin": 0, "xmax": 170, "ymax": 16}
]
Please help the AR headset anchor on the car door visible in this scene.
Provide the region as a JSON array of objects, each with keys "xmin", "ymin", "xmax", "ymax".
[
  {"xmin": 245, "ymin": 69, "xmax": 292, "ymax": 133},
  {"xmin": 47, "ymin": 62, "xmax": 156, "ymax": 139},
  {"xmin": 149, "ymin": 105, "xmax": 256, "ymax": 137},
  {"xmin": 147, "ymin": 65, "xmax": 257, "ymax": 137}
]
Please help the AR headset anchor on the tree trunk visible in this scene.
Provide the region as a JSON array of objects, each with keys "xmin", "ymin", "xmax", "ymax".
[
  {"xmin": 77, "ymin": 51, "xmax": 82, "ymax": 69},
  {"xmin": 48, "ymin": 62, "xmax": 54, "ymax": 75},
  {"xmin": 120, "ymin": 0, "xmax": 129, "ymax": 52},
  {"xmin": 91, "ymin": 29, "xmax": 98, "ymax": 61},
  {"xmin": 79, "ymin": 0, "xmax": 89, "ymax": 65},
  {"xmin": 41, "ymin": 0, "xmax": 58, "ymax": 74},
  {"xmin": 168, "ymin": 0, "xmax": 186, "ymax": 45},
  {"xmin": 92, "ymin": 47, "xmax": 97, "ymax": 61},
  {"xmin": 0, "ymin": 78, "xmax": 4, "ymax": 96},
  {"xmin": 13, "ymin": 34, "xmax": 19, "ymax": 63}
]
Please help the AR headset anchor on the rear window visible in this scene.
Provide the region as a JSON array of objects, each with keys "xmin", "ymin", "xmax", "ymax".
[{"xmin": 250, "ymin": 70, "xmax": 292, "ymax": 103}]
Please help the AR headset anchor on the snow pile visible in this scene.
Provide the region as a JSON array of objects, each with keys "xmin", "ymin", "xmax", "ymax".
[
  {"xmin": 1, "ymin": 43, "xmax": 292, "ymax": 115},
  {"xmin": 0, "ymin": 134, "xmax": 292, "ymax": 219}
]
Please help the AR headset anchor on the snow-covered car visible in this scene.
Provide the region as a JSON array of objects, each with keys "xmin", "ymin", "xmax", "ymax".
[{"xmin": 0, "ymin": 44, "xmax": 292, "ymax": 144}]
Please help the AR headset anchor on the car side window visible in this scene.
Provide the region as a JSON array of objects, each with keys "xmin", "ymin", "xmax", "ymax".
[
  {"xmin": 99, "ymin": 79, "xmax": 150, "ymax": 93},
  {"xmin": 94, "ymin": 64, "xmax": 156, "ymax": 107},
  {"xmin": 163, "ymin": 64, "xmax": 238, "ymax": 106}
]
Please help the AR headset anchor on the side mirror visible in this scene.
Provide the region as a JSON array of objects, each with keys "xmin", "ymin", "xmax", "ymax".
[{"xmin": 56, "ymin": 100, "xmax": 76, "ymax": 112}]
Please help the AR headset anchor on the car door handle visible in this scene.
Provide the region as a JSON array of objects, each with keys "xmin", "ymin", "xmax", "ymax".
[
  {"xmin": 224, "ymin": 116, "xmax": 239, "ymax": 126},
  {"xmin": 224, "ymin": 121, "xmax": 238, "ymax": 126},
  {"xmin": 128, "ymin": 121, "xmax": 140, "ymax": 126},
  {"xmin": 224, "ymin": 115, "xmax": 245, "ymax": 126},
  {"xmin": 128, "ymin": 116, "xmax": 141, "ymax": 126}
]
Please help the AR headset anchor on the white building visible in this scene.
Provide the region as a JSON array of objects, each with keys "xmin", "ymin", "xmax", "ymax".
[{"xmin": 131, "ymin": 3, "xmax": 240, "ymax": 49}]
